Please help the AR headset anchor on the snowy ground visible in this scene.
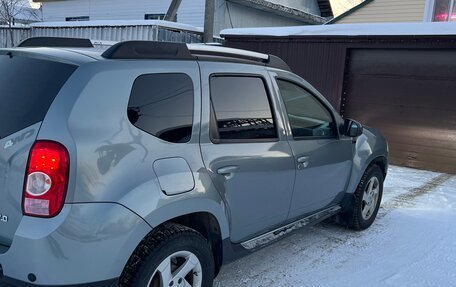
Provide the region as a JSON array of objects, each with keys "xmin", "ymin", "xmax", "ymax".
[{"xmin": 214, "ymin": 166, "xmax": 456, "ymax": 287}]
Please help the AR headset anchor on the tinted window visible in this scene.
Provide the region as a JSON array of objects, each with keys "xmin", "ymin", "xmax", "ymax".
[
  {"xmin": 0, "ymin": 54, "xmax": 77, "ymax": 139},
  {"xmin": 210, "ymin": 76, "xmax": 277, "ymax": 142},
  {"xmin": 433, "ymin": 0, "xmax": 453, "ymax": 22},
  {"xmin": 277, "ymin": 80, "xmax": 336, "ymax": 138},
  {"xmin": 128, "ymin": 73, "xmax": 194, "ymax": 143}
]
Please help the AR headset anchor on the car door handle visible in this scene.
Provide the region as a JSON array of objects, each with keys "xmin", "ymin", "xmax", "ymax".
[
  {"xmin": 297, "ymin": 156, "xmax": 310, "ymax": 169},
  {"xmin": 217, "ymin": 166, "xmax": 239, "ymax": 179}
]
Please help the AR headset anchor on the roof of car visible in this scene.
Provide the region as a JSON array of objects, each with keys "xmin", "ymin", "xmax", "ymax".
[
  {"xmin": 5, "ymin": 37, "xmax": 292, "ymax": 71},
  {"xmin": 0, "ymin": 47, "xmax": 99, "ymax": 65}
]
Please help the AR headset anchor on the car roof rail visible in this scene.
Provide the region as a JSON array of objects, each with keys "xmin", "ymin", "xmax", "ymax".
[
  {"xmin": 101, "ymin": 41, "xmax": 193, "ymax": 60},
  {"xmin": 18, "ymin": 37, "xmax": 94, "ymax": 48},
  {"xmin": 187, "ymin": 44, "xmax": 268, "ymax": 60},
  {"xmin": 102, "ymin": 41, "xmax": 292, "ymax": 71}
]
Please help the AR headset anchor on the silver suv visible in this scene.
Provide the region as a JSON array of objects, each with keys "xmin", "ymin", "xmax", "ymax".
[{"xmin": 0, "ymin": 37, "xmax": 388, "ymax": 287}]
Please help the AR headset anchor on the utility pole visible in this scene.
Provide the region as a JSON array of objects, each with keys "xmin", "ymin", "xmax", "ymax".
[
  {"xmin": 164, "ymin": 0, "xmax": 182, "ymax": 22},
  {"xmin": 203, "ymin": 0, "xmax": 215, "ymax": 43}
]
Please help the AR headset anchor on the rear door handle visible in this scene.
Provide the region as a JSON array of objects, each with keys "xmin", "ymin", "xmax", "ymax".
[
  {"xmin": 217, "ymin": 166, "xmax": 239, "ymax": 179},
  {"xmin": 297, "ymin": 156, "xmax": 310, "ymax": 169}
]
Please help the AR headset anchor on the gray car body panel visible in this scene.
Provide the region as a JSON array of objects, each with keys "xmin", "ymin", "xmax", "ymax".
[
  {"xmin": 345, "ymin": 126, "xmax": 389, "ymax": 194},
  {"xmin": 198, "ymin": 62, "xmax": 296, "ymax": 243},
  {"xmin": 269, "ymin": 70, "xmax": 354, "ymax": 219},
  {"xmin": 0, "ymin": 203, "xmax": 151, "ymax": 285},
  {"xmin": 0, "ymin": 46, "xmax": 388, "ymax": 285},
  {"xmin": 0, "ymin": 123, "xmax": 41, "ymax": 246},
  {"xmin": 268, "ymin": 69, "xmax": 388, "ymax": 196},
  {"xmin": 38, "ymin": 59, "xmax": 231, "ymax": 234}
]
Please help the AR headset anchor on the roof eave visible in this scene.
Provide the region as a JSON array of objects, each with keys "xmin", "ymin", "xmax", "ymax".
[
  {"xmin": 326, "ymin": 0, "xmax": 375, "ymax": 24},
  {"xmin": 228, "ymin": 0, "xmax": 327, "ymax": 25}
]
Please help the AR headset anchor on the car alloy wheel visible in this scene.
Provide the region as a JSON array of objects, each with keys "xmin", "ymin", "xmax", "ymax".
[
  {"xmin": 361, "ymin": 176, "xmax": 380, "ymax": 221},
  {"xmin": 148, "ymin": 251, "xmax": 203, "ymax": 287}
]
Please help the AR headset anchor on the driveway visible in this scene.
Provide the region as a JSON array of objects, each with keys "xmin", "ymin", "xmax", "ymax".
[{"xmin": 214, "ymin": 166, "xmax": 456, "ymax": 287}]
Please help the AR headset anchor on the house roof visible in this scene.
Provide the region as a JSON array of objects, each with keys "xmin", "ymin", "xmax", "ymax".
[
  {"xmin": 228, "ymin": 0, "xmax": 327, "ymax": 25},
  {"xmin": 326, "ymin": 0, "xmax": 374, "ymax": 24}
]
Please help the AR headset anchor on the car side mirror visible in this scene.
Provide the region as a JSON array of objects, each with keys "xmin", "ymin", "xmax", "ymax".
[{"xmin": 344, "ymin": 119, "xmax": 363, "ymax": 137}]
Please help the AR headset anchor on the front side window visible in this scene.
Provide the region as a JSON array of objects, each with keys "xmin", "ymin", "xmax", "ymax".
[
  {"xmin": 433, "ymin": 0, "xmax": 456, "ymax": 21},
  {"xmin": 210, "ymin": 76, "xmax": 277, "ymax": 142},
  {"xmin": 128, "ymin": 73, "xmax": 194, "ymax": 143},
  {"xmin": 277, "ymin": 80, "xmax": 336, "ymax": 139}
]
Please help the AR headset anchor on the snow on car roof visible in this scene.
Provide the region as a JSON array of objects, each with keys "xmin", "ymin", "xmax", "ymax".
[
  {"xmin": 221, "ymin": 22, "xmax": 456, "ymax": 37},
  {"xmin": 30, "ymin": 20, "xmax": 203, "ymax": 33}
]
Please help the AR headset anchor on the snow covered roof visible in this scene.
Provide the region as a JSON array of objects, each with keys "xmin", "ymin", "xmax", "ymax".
[
  {"xmin": 30, "ymin": 20, "xmax": 203, "ymax": 33},
  {"xmin": 229, "ymin": 0, "xmax": 326, "ymax": 24},
  {"xmin": 0, "ymin": 24, "xmax": 30, "ymax": 29},
  {"xmin": 221, "ymin": 22, "xmax": 456, "ymax": 37}
]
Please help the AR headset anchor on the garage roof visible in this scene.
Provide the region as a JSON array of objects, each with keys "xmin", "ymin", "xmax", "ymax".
[{"xmin": 221, "ymin": 22, "xmax": 456, "ymax": 37}]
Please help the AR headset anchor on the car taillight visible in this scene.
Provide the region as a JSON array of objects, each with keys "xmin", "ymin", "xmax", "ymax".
[{"xmin": 23, "ymin": 141, "xmax": 69, "ymax": 218}]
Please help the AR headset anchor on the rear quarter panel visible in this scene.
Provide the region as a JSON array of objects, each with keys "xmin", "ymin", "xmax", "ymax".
[{"xmin": 38, "ymin": 60, "xmax": 230, "ymax": 239}]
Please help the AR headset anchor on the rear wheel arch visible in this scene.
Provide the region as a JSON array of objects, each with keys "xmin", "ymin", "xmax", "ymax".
[
  {"xmin": 122, "ymin": 211, "xmax": 225, "ymax": 282},
  {"xmin": 169, "ymin": 212, "xmax": 224, "ymax": 276},
  {"xmin": 120, "ymin": 222, "xmax": 215, "ymax": 287}
]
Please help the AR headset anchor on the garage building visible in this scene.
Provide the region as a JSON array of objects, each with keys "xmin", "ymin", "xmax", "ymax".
[{"xmin": 223, "ymin": 22, "xmax": 456, "ymax": 174}]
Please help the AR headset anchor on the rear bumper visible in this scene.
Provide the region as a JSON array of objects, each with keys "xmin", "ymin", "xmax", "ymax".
[
  {"xmin": 0, "ymin": 273, "xmax": 118, "ymax": 287},
  {"xmin": 0, "ymin": 203, "xmax": 151, "ymax": 286}
]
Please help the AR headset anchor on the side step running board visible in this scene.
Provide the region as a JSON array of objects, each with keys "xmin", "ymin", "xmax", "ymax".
[{"xmin": 241, "ymin": 205, "xmax": 341, "ymax": 250}]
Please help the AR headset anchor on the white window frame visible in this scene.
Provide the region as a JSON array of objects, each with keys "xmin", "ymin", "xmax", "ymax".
[{"xmin": 425, "ymin": 0, "xmax": 456, "ymax": 22}]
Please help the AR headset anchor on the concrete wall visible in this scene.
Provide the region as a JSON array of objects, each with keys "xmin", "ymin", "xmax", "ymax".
[{"xmin": 335, "ymin": 0, "xmax": 427, "ymax": 23}]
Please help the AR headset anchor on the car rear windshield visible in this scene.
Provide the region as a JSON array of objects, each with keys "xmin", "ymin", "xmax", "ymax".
[{"xmin": 0, "ymin": 53, "xmax": 77, "ymax": 139}]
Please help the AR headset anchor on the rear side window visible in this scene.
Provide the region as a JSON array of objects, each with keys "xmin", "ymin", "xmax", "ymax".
[
  {"xmin": 0, "ymin": 54, "xmax": 77, "ymax": 139},
  {"xmin": 128, "ymin": 73, "xmax": 194, "ymax": 143},
  {"xmin": 210, "ymin": 76, "xmax": 277, "ymax": 142}
]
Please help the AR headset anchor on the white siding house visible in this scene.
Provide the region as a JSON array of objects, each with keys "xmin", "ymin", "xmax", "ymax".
[
  {"xmin": 328, "ymin": 0, "xmax": 456, "ymax": 24},
  {"xmin": 37, "ymin": 0, "xmax": 206, "ymax": 27},
  {"xmin": 34, "ymin": 0, "xmax": 333, "ymax": 34}
]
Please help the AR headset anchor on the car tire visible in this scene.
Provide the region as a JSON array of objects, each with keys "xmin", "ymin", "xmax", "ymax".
[
  {"xmin": 120, "ymin": 223, "xmax": 215, "ymax": 287},
  {"xmin": 346, "ymin": 165, "xmax": 384, "ymax": 230}
]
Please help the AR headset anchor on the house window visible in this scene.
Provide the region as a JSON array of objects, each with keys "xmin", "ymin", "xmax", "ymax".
[
  {"xmin": 144, "ymin": 13, "xmax": 166, "ymax": 20},
  {"xmin": 433, "ymin": 0, "xmax": 456, "ymax": 21},
  {"xmin": 65, "ymin": 16, "xmax": 90, "ymax": 22}
]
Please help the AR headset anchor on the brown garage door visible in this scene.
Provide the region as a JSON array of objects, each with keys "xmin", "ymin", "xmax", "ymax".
[{"xmin": 344, "ymin": 49, "xmax": 456, "ymax": 174}]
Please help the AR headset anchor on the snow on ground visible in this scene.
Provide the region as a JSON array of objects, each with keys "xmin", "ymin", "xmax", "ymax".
[{"xmin": 214, "ymin": 166, "xmax": 456, "ymax": 287}]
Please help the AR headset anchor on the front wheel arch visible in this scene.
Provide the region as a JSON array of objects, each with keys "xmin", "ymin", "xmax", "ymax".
[{"xmin": 341, "ymin": 164, "xmax": 384, "ymax": 230}]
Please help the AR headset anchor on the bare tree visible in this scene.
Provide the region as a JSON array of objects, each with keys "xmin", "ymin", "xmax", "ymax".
[{"xmin": 0, "ymin": 0, "xmax": 36, "ymax": 46}]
